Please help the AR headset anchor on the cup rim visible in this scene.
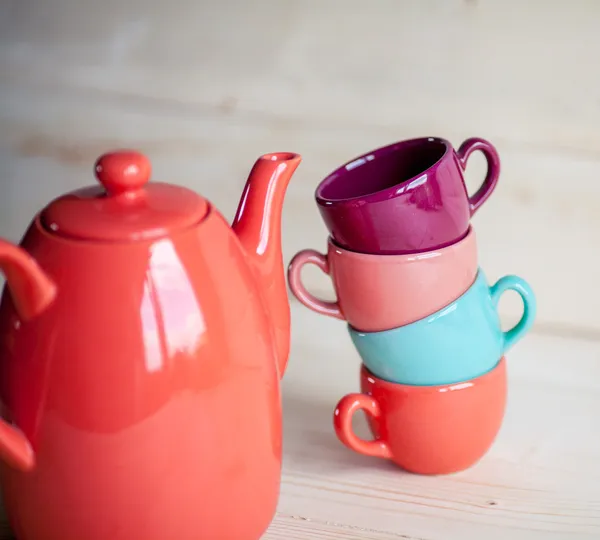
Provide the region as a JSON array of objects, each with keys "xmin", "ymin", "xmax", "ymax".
[
  {"xmin": 360, "ymin": 357, "xmax": 506, "ymax": 394},
  {"xmin": 348, "ymin": 266, "xmax": 485, "ymax": 336},
  {"xmin": 327, "ymin": 225, "xmax": 473, "ymax": 262},
  {"xmin": 315, "ymin": 136, "xmax": 451, "ymax": 206}
]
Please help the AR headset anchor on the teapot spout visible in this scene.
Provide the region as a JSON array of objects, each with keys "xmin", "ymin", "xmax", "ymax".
[{"xmin": 232, "ymin": 153, "xmax": 301, "ymax": 379}]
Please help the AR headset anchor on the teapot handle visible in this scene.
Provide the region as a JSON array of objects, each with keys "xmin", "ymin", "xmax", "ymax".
[{"xmin": 0, "ymin": 239, "xmax": 57, "ymax": 472}]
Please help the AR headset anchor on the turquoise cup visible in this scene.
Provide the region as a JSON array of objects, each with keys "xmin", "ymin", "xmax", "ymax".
[{"xmin": 348, "ymin": 269, "xmax": 536, "ymax": 386}]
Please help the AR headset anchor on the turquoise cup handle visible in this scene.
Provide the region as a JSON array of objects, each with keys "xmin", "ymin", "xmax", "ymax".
[{"xmin": 490, "ymin": 275, "xmax": 536, "ymax": 352}]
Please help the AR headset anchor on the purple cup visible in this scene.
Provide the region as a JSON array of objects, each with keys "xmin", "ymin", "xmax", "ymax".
[{"xmin": 315, "ymin": 137, "xmax": 500, "ymax": 254}]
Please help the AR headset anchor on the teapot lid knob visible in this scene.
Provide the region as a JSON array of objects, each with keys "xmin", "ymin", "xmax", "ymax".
[
  {"xmin": 95, "ymin": 150, "xmax": 151, "ymax": 196},
  {"xmin": 40, "ymin": 148, "xmax": 209, "ymax": 242}
]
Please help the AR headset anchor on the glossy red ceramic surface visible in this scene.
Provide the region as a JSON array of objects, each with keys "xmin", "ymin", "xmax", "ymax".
[
  {"xmin": 0, "ymin": 150, "xmax": 301, "ymax": 540},
  {"xmin": 334, "ymin": 359, "xmax": 507, "ymax": 475}
]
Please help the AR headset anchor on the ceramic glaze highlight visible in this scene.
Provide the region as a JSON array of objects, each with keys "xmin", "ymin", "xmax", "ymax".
[{"xmin": 0, "ymin": 149, "xmax": 301, "ymax": 540}]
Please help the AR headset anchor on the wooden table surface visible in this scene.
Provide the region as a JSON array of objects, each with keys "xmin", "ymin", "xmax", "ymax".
[
  {"xmin": 0, "ymin": 301, "xmax": 598, "ymax": 539},
  {"xmin": 263, "ymin": 302, "xmax": 600, "ymax": 539}
]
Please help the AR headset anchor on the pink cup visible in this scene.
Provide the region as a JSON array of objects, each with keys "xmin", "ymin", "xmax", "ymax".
[{"xmin": 288, "ymin": 227, "xmax": 477, "ymax": 332}]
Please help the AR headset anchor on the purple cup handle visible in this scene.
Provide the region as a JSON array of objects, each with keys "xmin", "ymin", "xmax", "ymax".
[
  {"xmin": 456, "ymin": 138, "xmax": 501, "ymax": 215},
  {"xmin": 287, "ymin": 249, "xmax": 345, "ymax": 320}
]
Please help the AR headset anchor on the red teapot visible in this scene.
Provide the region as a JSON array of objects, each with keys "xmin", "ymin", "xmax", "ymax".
[{"xmin": 0, "ymin": 149, "xmax": 301, "ymax": 540}]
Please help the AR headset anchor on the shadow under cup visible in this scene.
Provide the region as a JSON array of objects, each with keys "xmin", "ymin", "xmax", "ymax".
[
  {"xmin": 315, "ymin": 136, "xmax": 501, "ymax": 254},
  {"xmin": 333, "ymin": 359, "xmax": 507, "ymax": 475}
]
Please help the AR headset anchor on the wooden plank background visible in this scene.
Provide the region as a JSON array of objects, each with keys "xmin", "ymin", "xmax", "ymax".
[{"xmin": 1, "ymin": 0, "xmax": 599, "ymax": 339}]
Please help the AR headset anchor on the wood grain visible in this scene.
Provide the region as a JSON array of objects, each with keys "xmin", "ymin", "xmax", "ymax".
[
  {"xmin": 1, "ymin": 0, "xmax": 599, "ymax": 333},
  {"xmin": 0, "ymin": 304, "xmax": 597, "ymax": 539},
  {"xmin": 274, "ymin": 305, "xmax": 600, "ymax": 539},
  {"xmin": 0, "ymin": 80, "xmax": 597, "ymax": 336}
]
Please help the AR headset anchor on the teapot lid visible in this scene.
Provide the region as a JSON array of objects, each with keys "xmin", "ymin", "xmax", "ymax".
[{"xmin": 41, "ymin": 150, "xmax": 209, "ymax": 241}]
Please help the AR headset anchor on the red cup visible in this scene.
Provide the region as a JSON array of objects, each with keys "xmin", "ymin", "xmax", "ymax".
[{"xmin": 333, "ymin": 358, "xmax": 507, "ymax": 475}]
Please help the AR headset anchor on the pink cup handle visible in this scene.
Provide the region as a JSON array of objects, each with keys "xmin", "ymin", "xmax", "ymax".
[
  {"xmin": 287, "ymin": 249, "xmax": 344, "ymax": 320},
  {"xmin": 456, "ymin": 137, "xmax": 501, "ymax": 215},
  {"xmin": 333, "ymin": 393, "xmax": 392, "ymax": 459}
]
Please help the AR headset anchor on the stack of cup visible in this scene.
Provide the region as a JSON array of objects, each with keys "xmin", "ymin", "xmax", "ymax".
[{"xmin": 288, "ymin": 136, "xmax": 537, "ymax": 475}]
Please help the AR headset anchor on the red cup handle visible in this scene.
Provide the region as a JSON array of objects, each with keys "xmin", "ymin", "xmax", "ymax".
[
  {"xmin": 456, "ymin": 137, "xmax": 501, "ymax": 215},
  {"xmin": 287, "ymin": 249, "xmax": 344, "ymax": 320},
  {"xmin": 333, "ymin": 393, "xmax": 392, "ymax": 459}
]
